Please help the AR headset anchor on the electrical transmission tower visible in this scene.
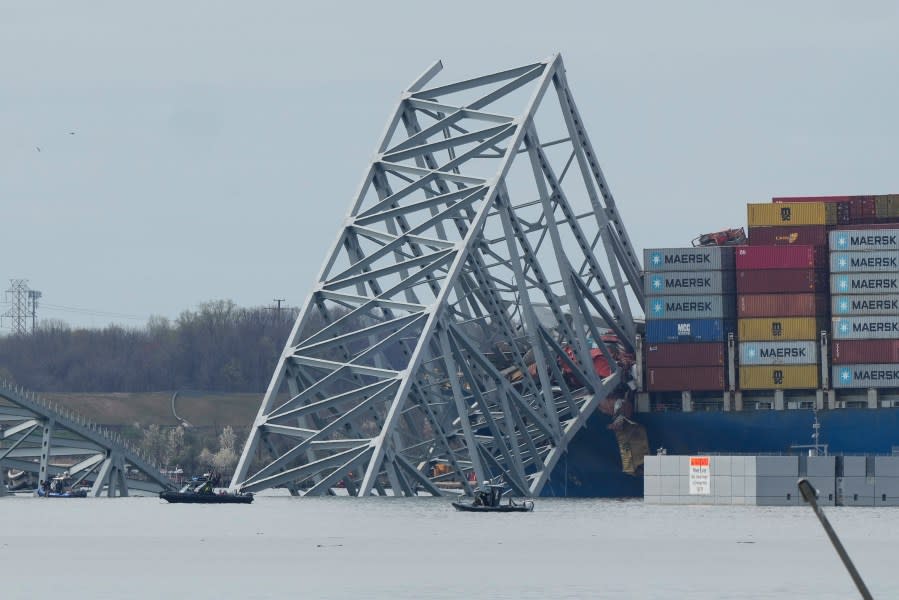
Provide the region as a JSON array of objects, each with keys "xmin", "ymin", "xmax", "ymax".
[
  {"xmin": 3, "ymin": 279, "xmax": 30, "ymax": 335},
  {"xmin": 232, "ymin": 55, "xmax": 643, "ymax": 498},
  {"xmin": 28, "ymin": 290, "xmax": 42, "ymax": 333}
]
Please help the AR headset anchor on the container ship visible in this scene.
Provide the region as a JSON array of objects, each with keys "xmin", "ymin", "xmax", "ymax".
[{"xmin": 542, "ymin": 194, "xmax": 899, "ymax": 498}]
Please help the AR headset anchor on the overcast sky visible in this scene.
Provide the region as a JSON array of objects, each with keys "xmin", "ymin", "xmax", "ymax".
[{"xmin": 2, "ymin": 1, "xmax": 898, "ymax": 330}]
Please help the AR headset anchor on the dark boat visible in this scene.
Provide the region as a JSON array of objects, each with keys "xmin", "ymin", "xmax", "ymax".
[
  {"xmin": 159, "ymin": 472, "xmax": 253, "ymax": 504},
  {"xmin": 452, "ymin": 499, "xmax": 534, "ymax": 512},
  {"xmin": 159, "ymin": 490, "xmax": 253, "ymax": 504}
]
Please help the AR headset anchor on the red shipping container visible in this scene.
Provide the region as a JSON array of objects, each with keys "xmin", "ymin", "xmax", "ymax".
[
  {"xmin": 645, "ymin": 342, "xmax": 726, "ymax": 367},
  {"xmin": 772, "ymin": 196, "xmax": 852, "ymax": 203},
  {"xmin": 735, "ymin": 245, "xmax": 827, "ymax": 270},
  {"xmin": 737, "ymin": 294, "xmax": 828, "ymax": 318},
  {"xmin": 646, "ymin": 366, "xmax": 726, "ymax": 391},
  {"xmin": 748, "ymin": 225, "xmax": 829, "ymax": 246},
  {"xmin": 736, "ymin": 269, "xmax": 828, "ymax": 294},
  {"xmin": 849, "ymin": 197, "xmax": 877, "ymax": 221},
  {"xmin": 832, "ymin": 340, "xmax": 899, "ymax": 364}
]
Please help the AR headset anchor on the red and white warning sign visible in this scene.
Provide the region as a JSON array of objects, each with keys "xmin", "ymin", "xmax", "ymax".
[{"xmin": 689, "ymin": 456, "xmax": 711, "ymax": 495}]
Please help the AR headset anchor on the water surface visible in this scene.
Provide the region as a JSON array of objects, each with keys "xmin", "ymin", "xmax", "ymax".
[{"xmin": 1, "ymin": 495, "xmax": 895, "ymax": 598}]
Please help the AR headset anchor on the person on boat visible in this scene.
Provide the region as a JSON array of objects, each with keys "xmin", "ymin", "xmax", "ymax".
[
  {"xmin": 474, "ymin": 480, "xmax": 495, "ymax": 507},
  {"xmin": 198, "ymin": 478, "xmax": 214, "ymax": 495}
]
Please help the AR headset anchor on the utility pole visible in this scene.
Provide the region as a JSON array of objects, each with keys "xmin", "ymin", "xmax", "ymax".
[
  {"xmin": 2, "ymin": 279, "xmax": 29, "ymax": 335},
  {"xmin": 272, "ymin": 298, "xmax": 285, "ymax": 321},
  {"xmin": 28, "ymin": 290, "xmax": 42, "ymax": 333}
]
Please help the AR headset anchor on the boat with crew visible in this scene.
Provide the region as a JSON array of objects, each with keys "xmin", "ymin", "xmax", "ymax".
[
  {"xmin": 452, "ymin": 482, "xmax": 534, "ymax": 512},
  {"xmin": 452, "ymin": 499, "xmax": 534, "ymax": 512},
  {"xmin": 159, "ymin": 472, "xmax": 253, "ymax": 504},
  {"xmin": 35, "ymin": 472, "xmax": 88, "ymax": 498}
]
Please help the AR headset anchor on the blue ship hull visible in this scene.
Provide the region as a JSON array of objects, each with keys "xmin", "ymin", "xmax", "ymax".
[{"xmin": 544, "ymin": 408, "xmax": 899, "ymax": 497}]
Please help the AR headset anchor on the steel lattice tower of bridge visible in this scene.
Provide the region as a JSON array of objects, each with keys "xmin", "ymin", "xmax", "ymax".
[{"xmin": 231, "ymin": 54, "xmax": 644, "ymax": 497}]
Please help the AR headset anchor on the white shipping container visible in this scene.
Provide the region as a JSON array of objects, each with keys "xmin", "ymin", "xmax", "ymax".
[
  {"xmin": 646, "ymin": 295, "xmax": 736, "ymax": 320},
  {"xmin": 644, "ymin": 247, "xmax": 735, "ymax": 272},
  {"xmin": 830, "ymin": 229, "xmax": 899, "ymax": 251},
  {"xmin": 832, "ymin": 294, "xmax": 899, "ymax": 316},
  {"xmin": 830, "ymin": 250, "xmax": 899, "ymax": 272},
  {"xmin": 738, "ymin": 341, "xmax": 818, "ymax": 366},
  {"xmin": 644, "ymin": 270, "xmax": 736, "ymax": 296},
  {"xmin": 831, "ymin": 273, "xmax": 899, "ymax": 295},
  {"xmin": 832, "ymin": 316, "xmax": 899, "ymax": 340},
  {"xmin": 833, "ymin": 364, "xmax": 899, "ymax": 388}
]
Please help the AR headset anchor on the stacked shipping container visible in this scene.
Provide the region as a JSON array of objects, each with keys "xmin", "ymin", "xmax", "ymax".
[
  {"xmin": 642, "ymin": 247, "xmax": 736, "ymax": 391},
  {"xmin": 737, "ymin": 203, "xmax": 833, "ymax": 390},
  {"xmin": 638, "ymin": 193, "xmax": 899, "ymax": 396},
  {"xmin": 829, "ymin": 227, "xmax": 899, "ymax": 388}
]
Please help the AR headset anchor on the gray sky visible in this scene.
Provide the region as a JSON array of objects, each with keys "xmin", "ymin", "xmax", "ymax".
[{"xmin": 2, "ymin": 1, "xmax": 898, "ymax": 329}]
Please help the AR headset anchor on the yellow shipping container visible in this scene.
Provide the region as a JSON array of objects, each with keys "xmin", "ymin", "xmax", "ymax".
[
  {"xmin": 747, "ymin": 202, "xmax": 837, "ymax": 227},
  {"xmin": 738, "ymin": 317, "xmax": 824, "ymax": 341},
  {"xmin": 739, "ymin": 365, "xmax": 819, "ymax": 390}
]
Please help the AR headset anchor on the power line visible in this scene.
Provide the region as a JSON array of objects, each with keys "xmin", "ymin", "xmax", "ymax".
[{"xmin": 40, "ymin": 303, "xmax": 147, "ymax": 320}]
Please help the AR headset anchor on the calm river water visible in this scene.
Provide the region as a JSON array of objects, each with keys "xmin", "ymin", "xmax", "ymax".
[{"xmin": 1, "ymin": 494, "xmax": 896, "ymax": 599}]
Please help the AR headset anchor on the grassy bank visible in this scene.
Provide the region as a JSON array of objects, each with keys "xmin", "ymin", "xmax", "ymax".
[{"xmin": 39, "ymin": 391, "xmax": 261, "ymax": 428}]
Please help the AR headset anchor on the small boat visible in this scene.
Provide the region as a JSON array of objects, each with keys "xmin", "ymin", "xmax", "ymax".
[
  {"xmin": 36, "ymin": 486, "xmax": 88, "ymax": 498},
  {"xmin": 35, "ymin": 473, "xmax": 88, "ymax": 498},
  {"xmin": 453, "ymin": 482, "xmax": 534, "ymax": 512},
  {"xmin": 452, "ymin": 499, "xmax": 534, "ymax": 512},
  {"xmin": 159, "ymin": 490, "xmax": 253, "ymax": 504},
  {"xmin": 160, "ymin": 474, "xmax": 253, "ymax": 504}
]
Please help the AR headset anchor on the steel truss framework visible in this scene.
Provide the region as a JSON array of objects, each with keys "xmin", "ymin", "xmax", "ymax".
[
  {"xmin": 232, "ymin": 54, "xmax": 643, "ymax": 497},
  {"xmin": 0, "ymin": 380, "xmax": 175, "ymax": 496}
]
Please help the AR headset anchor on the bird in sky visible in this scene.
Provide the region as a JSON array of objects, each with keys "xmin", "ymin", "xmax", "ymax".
[{"xmin": 36, "ymin": 146, "xmax": 41, "ymax": 152}]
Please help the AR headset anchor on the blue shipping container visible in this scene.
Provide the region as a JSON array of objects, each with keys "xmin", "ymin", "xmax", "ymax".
[{"xmin": 644, "ymin": 318, "xmax": 736, "ymax": 343}]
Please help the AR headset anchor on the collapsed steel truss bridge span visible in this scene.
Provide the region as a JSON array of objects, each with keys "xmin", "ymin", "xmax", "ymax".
[
  {"xmin": 0, "ymin": 380, "xmax": 175, "ymax": 496},
  {"xmin": 232, "ymin": 54, "xmax": 644, "ymax": 497}
]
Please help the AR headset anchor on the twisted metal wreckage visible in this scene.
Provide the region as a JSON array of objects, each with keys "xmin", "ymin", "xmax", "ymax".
[{"xmin": 231, "ymin": 54, "xmax": 648, "ymax": 498}]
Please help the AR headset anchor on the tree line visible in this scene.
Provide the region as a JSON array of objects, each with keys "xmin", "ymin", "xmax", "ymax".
[{"xmin": 0, "ymin": 300, "xmax": 298, "ymax": 393}]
